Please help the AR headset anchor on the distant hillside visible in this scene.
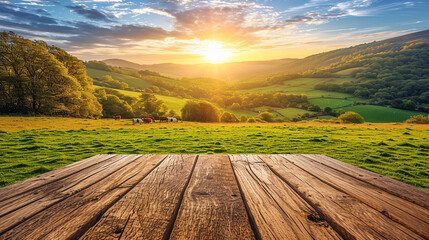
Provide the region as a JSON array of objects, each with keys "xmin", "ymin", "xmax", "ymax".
[
  {"xmin": 272, "ymin": 29, "xmax": 429, "ymax": 74},
  {"xmin": 103, "ymin": 58, "xmax": 297, "ymax": 82},
  {"xmin": 104, "ymin": 30, "xmax": 429, "ymax": 81}
]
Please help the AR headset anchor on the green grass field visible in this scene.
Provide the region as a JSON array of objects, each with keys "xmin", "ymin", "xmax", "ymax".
[
  {"xmin": 87, "ymin": 68, "xmax": 153, "ymax": 89},
  {"xmin": 342, "ymin": 105, "xmax": 429, "ymax": 123},
  {"xmin": 309, "ymin": 98, "xmax": 355, "ymax": 109},
  {"xmin": 0, "ymin": 117, "xmax": 427, "ymax": 190},
  {"xmin": 277, "ymin": 108, "xmax": 313, "ymax": 118},
  {"xmin": 241, "ymin": 78, "xmax": 355, "ymax": 99},
  {"xmin": 95, "ymin": 87, "xmax": 190, "ymax": 113}
]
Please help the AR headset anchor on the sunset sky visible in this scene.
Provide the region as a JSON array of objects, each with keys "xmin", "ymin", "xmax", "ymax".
[{"xmin": 1, "ymin": 0, "xmax": 428, "ymax": 64}]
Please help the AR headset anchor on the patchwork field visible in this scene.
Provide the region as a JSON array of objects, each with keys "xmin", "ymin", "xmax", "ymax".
[
  {"xmin": 277, "ymin": 108, "xmax": 313, "ymax": 118},
  {"xmin": 342, "ymin": 105, "xmax": 429, "ymax": 123},
  {"xmin": 0, "ymin": 117, "xmax": 428, "ymax": 190},
  {"xmin": 95, "ymin": 87, "xmax": 190, "ymax": 113},
  {"xmin": 87, "ymin": 68, "xmax": 153, "ymax": 89},
  {"xmin": 241, "ymin": 78, "xmax": 356, "ymax": 98},
  {"xmin": 309, "ymin": 98, "xmax": 355, "ymax": 109}
]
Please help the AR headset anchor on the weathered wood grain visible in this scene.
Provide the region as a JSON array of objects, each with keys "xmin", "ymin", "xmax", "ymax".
[
  {"xmin": 305, "ymin": 154, "xmax": 429, "ymax": 208},
  {"xmin": 0, "ymin": 154, "xmax": 166, "ymax": 240},
  {"xmin": 230, "ymin": 154, "xmax": 341, "ymax": 240},
  {"xmin": 80, "ymin": 154, "xmax": 197, "ymax": 240},
  {"xmin": 0, "ymin": 155, "xmax": 130, "ymax": 234},
  {"xmin": 0, "ymin": 154, "xmax": 113, "ymax": 202},
  {"xmin": 1, "ymin": 154, "xmax": 427, "ymax": 240},
  {"xmin": 281, "ymin": 154, "xmax": 429, "ymax": 239},
  {"xmin": 170, "ymin": 155, "xmax": 255, "ymax": 240},
  {"xmin": 260, "ymin": 154, "xmax": 423, "ymax": 240}
]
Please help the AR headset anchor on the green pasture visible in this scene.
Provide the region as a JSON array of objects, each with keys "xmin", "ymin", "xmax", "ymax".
[
  {"xmin": 0, "ymin": 122, "xmax": 428, "ymax": 190},
  {"xmin": 87, "ymin": 68, "xmax": 153, "ymax": 89},
  {"xmin": 309, "ymin": 98, "xmax": 355, "ymax": 109},
  {"xmin": 242, "ymin": 78, "xmax": 355, "ymax": 99},
  {"xmin": 277, "ymin": 108, "xmax": 313, "ymax": 118},
  {"xmin": 342, "ymin": 105, "xmax": 429, "ymax": 123},
  {"xmin": 95, "ymin": 87, "xmax": 190, "ymax": 114}
]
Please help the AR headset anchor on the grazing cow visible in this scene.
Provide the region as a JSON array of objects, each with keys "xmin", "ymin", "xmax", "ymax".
[
  {"xmin": 113, "ymin": 115, "xmax": 121, "ymax": 120},
  {"xmin": 132, "ymin": 118, "xmax": 143, "ymax": 125},
  {"xmin": 143, "ymin": 117, "xmax": 153, "ymax": 123},
  {"xmin": 159, "ymin": 116, "xmax": 168, "ymax": 123},
  {"xmin": 167, "ymin": 117, "xmax": 178, "ymax": 123}
]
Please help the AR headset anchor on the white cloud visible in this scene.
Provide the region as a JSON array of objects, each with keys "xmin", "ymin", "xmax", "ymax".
[{"xmin": 132, "ymin": 7, "xmax": 175, "ymax": 18}]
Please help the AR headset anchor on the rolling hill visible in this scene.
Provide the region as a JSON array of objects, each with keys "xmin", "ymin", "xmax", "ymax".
[
  {"xmin": 104, "ymin": 30, "xmax": 429, "ymax": 82},
  {"xmin": 103, "ymin": 58, "xmax": 297, "ymax": 82}
]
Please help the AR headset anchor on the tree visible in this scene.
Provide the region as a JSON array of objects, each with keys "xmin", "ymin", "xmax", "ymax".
[
  {"xmin": 181, "ymin": 100, "xmax": 220, "ymax": 122},
  {"xmin": 247, "ymin": 117, "xmax": 256, "ymax": 123},
  {"xmin": 257, "ymin": 112, "xmax": 275, "ymax": 122},
  {"xmin": 0, "ymin": 32, "xmax": 101, "ymax": 118},
  {"xmin": 324, "ymin": 107, "xmax": 333, "ymax": 114},
  {"xmin": 338, "ymin": 111, "xmax": 364, "ymax": 123},
  {"xmin": 308, "ymin": 105, "xmax": 321, "ymax": 112},
  {"xmin": 168, "ymin": 110, "xmax": 176, "ymax": 117},
  {"xmin": 406, "ymin": 115, "xmax": 428, "ymax": 124},
  {"xmin": 240, "ymin": 115, "xmax": 248, "ymax": 122},
  {"xmin": 134, "ymin": 93, "xmax": 167, "ymax": 117},
  {"xmin": 221, "ymin": 112, "xmax": 239, "ymax": 122},
  {"xmin": 99, "ymin": 95, "xmax": 133, "ymax": 118},
  {"xmin": 230, "ymin": 103, "xmax": 241, "ymax": 110}
]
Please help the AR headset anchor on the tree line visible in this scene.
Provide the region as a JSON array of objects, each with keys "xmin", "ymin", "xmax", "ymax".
[
  {"xmin": 314, "ymin": 43, "xmax": 429, "ymax": 111},
  {"xmin": 0, "ymin": 32, "xmax": 101, "ymax": 118}
]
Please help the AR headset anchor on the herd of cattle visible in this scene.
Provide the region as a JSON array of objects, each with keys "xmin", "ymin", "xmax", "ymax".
[{"xmin": 113, "ymin": 115, "xmax": 178, "ymax": 124}]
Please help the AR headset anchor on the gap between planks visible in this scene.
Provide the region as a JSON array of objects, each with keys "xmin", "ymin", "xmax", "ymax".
[{"xmin": 1, "ymin": 154, "xmax": 428, "ymax": 240}]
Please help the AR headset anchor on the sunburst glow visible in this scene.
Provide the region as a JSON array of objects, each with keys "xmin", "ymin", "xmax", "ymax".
[{"xmin": 197, "ymin": 41, "xmax": 233, "ymax": 64}]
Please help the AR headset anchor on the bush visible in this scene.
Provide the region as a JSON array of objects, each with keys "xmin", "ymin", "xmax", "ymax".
[
  {"xmin": 221, "ymin": 112, "xmax": 239, "ymax": 123},
  {"xmin": 181, "ymin": 100, "xmax": 220, "ymax": 122},
  {"xmin": 406, "ymin": 115, "xmax": 428, "ymax": 124},
  {"xmin": 256, "ymin": 112, "xmax": 275, "ymax": 122},
  {"xmin": 240, "ymin": 115, "xmax": 248, "ymax": 122},
  {"xmin": 247, "ymin": 117, "xmax": 256, "ymax": 123},
  {"xmin": 338, "ymin": 111, "xmax": 365, "ymax": 123}
]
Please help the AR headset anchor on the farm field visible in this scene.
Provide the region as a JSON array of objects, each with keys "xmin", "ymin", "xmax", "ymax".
[
  {"xmin": 309, "ymin": 98, "xmax": 355, "ymax": 108},
  {"xmin": 87, "ymin": 68, "xmax": 153, "ymax": 89},
  {"xmin": 241, "ymin": 77, "xmax": 356, "ymax": 98},
  {"xmin": 342, "ymin": 105, "xmax": 429, "ymax": 123},
  {"xmin": 277, "ymin": 108, "xmax": 313, "ymax": 118},
  {"xmin": 95, "ymin": 87, "xmax": 190, "ymax": 113},
  {"xmin": 0, "ymin": 117, "xmax": 428, "ymax": 190}
]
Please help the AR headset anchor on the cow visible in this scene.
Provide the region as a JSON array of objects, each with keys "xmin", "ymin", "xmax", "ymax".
[
  {"xmin": 159, "ymin": 116, "xmax": 168, "ymax": 123},
  {"xmin": 143, "ymin": 117, "xmax": 153, "ymax": 123},
  {"xmin": 167, "ymin": 117, "xmax": 178, "ymax": 123},
  {"xmin": 132, "ymin": 118, "xmax": 143, "ymax": 125},
  {"xmin": 113, "ymin": 115, "xmax": 121, "ymax": 120}
]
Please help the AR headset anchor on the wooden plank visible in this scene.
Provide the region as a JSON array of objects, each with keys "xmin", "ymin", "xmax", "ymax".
[
  {"xmin": 80, "ymin": 154, "xmax": 197, "ymax": 240},
  {"xmin": 170, "ymin": 155, "xmax": 255, "ymax": 240},
  {"xmin": 0, "ymin": 154, "xmax": 135, "ymax": 234},
  {"xmin": 281, "ymin": 154, "xmax": 429, "ymax": 239},
  {"xmin": 0, "ymin": 154, "xmax": 114, "ymax": 202},
  {"xmin": 260, "ymin": 154, "xmax": 424, "ymax": 240},
  {"xmin": 0, "ymin": 154, "xmax": 166, "ymax": 240},
  {"xmin": 229, "ymin": 154, "xmax": 341, "ymax": 240},
  {"xmin": 305, "ymin": 154, "xmax": 429, "ymax": 208}
]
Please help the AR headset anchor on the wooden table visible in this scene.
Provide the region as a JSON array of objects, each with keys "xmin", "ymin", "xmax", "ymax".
[{"xmin": 0, "ymin": 154, "xmax": 428, "ymax": 240}]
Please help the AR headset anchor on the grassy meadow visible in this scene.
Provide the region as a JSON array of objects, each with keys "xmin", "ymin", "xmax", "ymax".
[{"xmin": 0, "ymin": 117, "xmax": 428, "ymax": 190}]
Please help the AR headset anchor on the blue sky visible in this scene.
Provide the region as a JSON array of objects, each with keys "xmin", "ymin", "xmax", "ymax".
[{"xmin": 0, "ymin": 0, "xmax": 428, "ymax": 64}]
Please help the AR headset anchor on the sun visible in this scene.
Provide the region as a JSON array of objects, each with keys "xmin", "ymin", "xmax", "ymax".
[{"xmin": 197, "ymin": 41, "xmax": 233, "ymax": 64}]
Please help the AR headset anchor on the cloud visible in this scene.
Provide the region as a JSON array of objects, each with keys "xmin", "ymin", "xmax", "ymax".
[
  {"xmin": 0, "ymin": 2, "xmax": 57, "ymax": 24},
  {"xmin": 67, "ymin": 4, "xmax": 116, "ymax": 21},
  {"xmin": 132, "ymin": 7, "xmax": 175, "ymax": 18},
  {"xmin": 35, "ymin": 8, "xmax": 49, "ymax": 15}
]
